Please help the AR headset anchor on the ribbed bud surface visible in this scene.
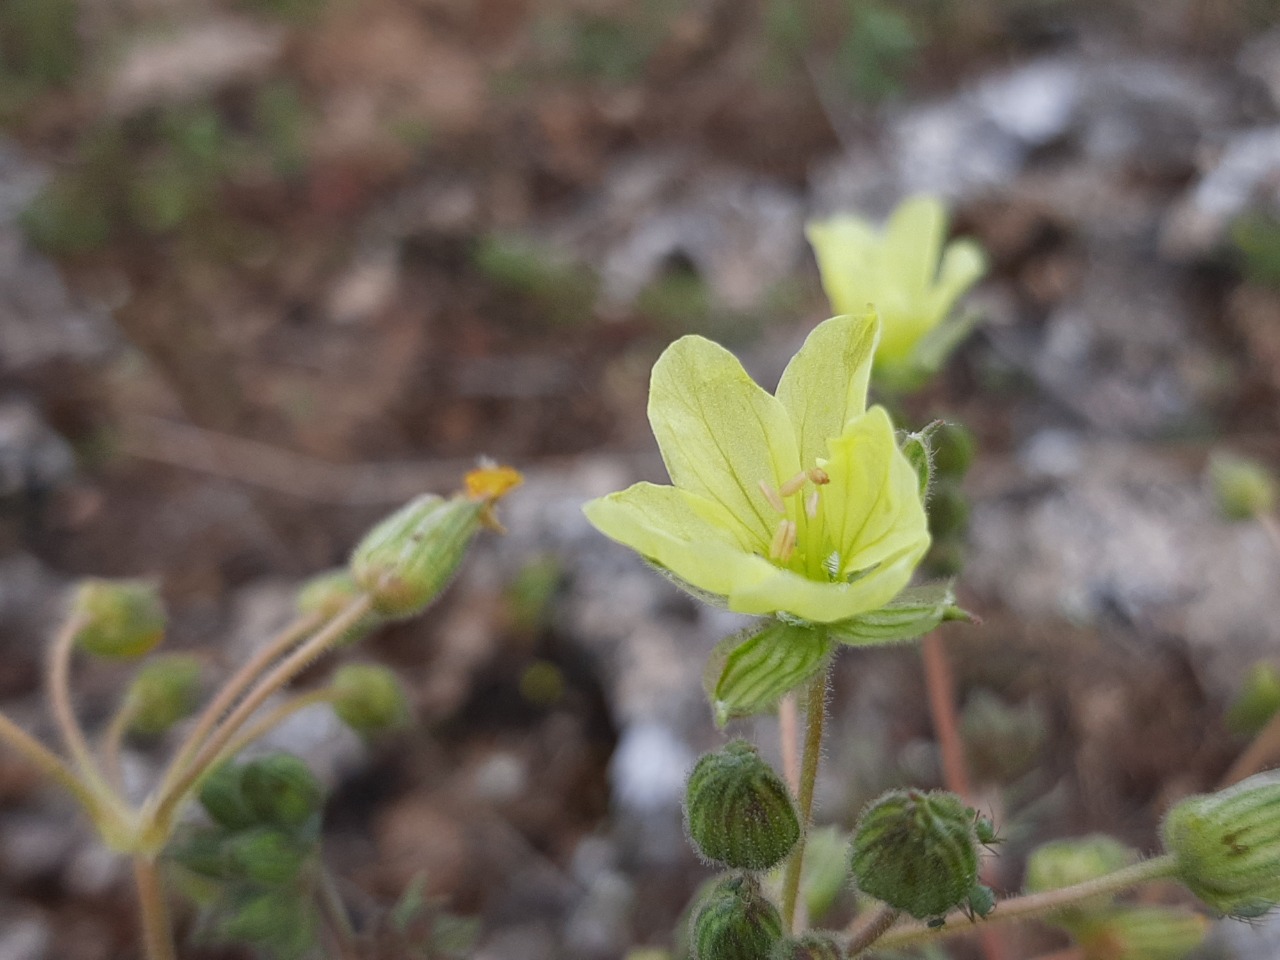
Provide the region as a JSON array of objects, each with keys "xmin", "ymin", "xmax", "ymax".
[
  {"xmin": 685, "ymin": 740, "xmax": 800, "ymax": 871},
  {"xmin": 1075, "ymin": 906, "xmax": 1209, "ymax": 960},
  {"xmin": 1162, "ymin": 771, "xmax": 1280, "ymax": 918},
  {"xmin": 691, "ymin": 875, "xmax": 784, "ymax": 960},
  {"xmin": 849, "ymin": 789, "xmax": 980, "ymax": 920},
  {"xmin": 768, "ymin": 932, "xmax": 843, "ymax": 960}
]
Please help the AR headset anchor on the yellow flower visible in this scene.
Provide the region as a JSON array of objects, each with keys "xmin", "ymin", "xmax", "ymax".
[
  {"xmin": 583, "ymin": 312, "xmax": 929, "ymax": 624},
  {"xmin": 807, "ymin": 195, "xmax": 985, "ymax": 390}
]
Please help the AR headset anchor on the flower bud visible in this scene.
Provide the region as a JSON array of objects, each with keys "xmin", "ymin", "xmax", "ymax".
[
  {"xmin": 1162, "ymin": 771, "xmax": 1280, "ymax": 918},
  {"xmin": 1024, "ymin": 835, "xmax": 1137, "ymax": 896},
  {"xmin": 227, "ymin": 828, "xmax": 311, "ymax": 886},
  {"xmin": 241, "ymin": 754, "xmax": 325, "ymax": 831},
  {"xmin": 1226, "ymin": 662, "xmax": 1280, "ymax": 737},
  {"xmin": 199, "ymin": 762, "xmax": 258, "ymax": 831},
  {"xmin": 691, "ymin": 874, "xmax": 783, "ymax": 960},
  {"xmin": 1074, "ymin": 906, "xmax": 1209, "ymax": 960},
  {"xmin": 1207, "ymin": 452, "xmax": 1275, "ymax": 521},
  {"xmin": 217, "ymin": 889, "xmax": 317, "ymax": 955},
  {"xmin": 296, "ymin": 569, "xmax": 380, "ymax": 646},
  {"xmin": 70, "ymin": 579, "xmax": 166, "ymax": 659},
  {"xmin": 330, "ymin": 663, "xmax": 411, "ymax": 736},
  {"xmin": 848, "ymin": 789, "xmax": 981, "ymax": 921},
  {"xmin": 900, "ymin": 423, "xmax": 940, "ymax": 500},
  {"xmin": 350, "ymin": 466, "xmax": 521, "ymax": 618},
  {"xmin": 927, "ymin": 483, "xmax": 969, "ymax": 542},
  {"xmin": 932, "ymin": 423, "xmax": 976, "ymax": 480},
  {"xmin": 685, "ymin": 740, "xmax": 800, "ymax": 871},
  {"xmin": 125, "ymin": 654, "xmax": 202, "ymax": 736},
  {"xmin": 768, "ymin": 932, "xmax": 842, "ymax": 960}
]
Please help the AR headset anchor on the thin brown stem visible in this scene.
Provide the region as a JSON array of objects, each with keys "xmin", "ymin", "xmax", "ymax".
[
  {"xmin": 209, "ymin": 689, "xmax": 336, "ymax": 771},
  {"xmin": 845, "ymin": 905, "xmax": 900, "ymax": 957},
  {"xmin": 160, "ymin": 611, "xmax": 322, "ymax": 798},
  {"xmin": 133, "ymin": 855, "xmax": 177, "ymax": 960},
  {"xmin": 921, "ymin": 631, "xmax": 971, "ymax": 800},
  {"xmin": 1221, "ymin": 705, "xmax": 1280, "ymax": 787},
  {"xmin": 102, "ymin": 700, "xmax": 137, "ymax": 793},
  {"xmin": 317, "ymin": 866, "xmax": 359, "ymax": 957},
  {"xmin": 779, "ymin": 693, "xmax": 800, "ymax": 797},
  {"xmin": 781, "ymin": 667, "xmax": 828, "ymax": 933},
  {"xmin": 868, "ymin": 855, "xmax": 1179, "ymax": 954},
  {"xmin": 146, "ymin": 597, "xmax": 371, "ymax": 838},
  {"xmin": 0, "ymin": 711, "xmax": 99, "ymax": 810}
]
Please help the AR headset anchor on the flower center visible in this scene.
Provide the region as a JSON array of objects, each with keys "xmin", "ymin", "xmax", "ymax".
[{"xmin": 758, "ymin": 468, "xmax": 830, "ymax": 566}]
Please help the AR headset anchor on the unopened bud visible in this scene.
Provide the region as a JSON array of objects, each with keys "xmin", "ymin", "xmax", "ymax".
[
  {"xmin": 768, "ymin": 932, "xmax": 842, "ymax": 960},
  {"xmin": 1024, "ymin": 835, "xmax": 1137, "ymax": 896},
  {"xmin": 849, "ymin": 789, "xmax": 981, "ymax": 921},
  {"xmin": 125, "ymin": 654, "xmax": 202, "ymax": 736},
  {"xmin": 691, "ymin": 874, "xmax": 783, "ymax": 960},
  {"xmin": 330, "ymin": 663, "xmax": 411, "ymax": 736},
  {"xmin": 217, "ymin": 889, "xmax": 316, "ymax": 954},
  {"xmin": 1074, "ymin": 906, "xmax": 1209, "ymax": 960},
  {"xmin": 1162, "ymin": 771, "xmax": 1280, "ymax": 918},
  {"xmin": 199, "ymin": 762, "xmax": 257, "ymax": 831},
  {"xmin": 685, "ymin": 740, "xmax": 800, "ymax": 871},
  {"xmin": 900, "ymin": 422, "xmax": 941, "ymax": 500},
  {"xmin": 227, "ymin": 828, "xmax": 311, "ymax": 886},
  {"xmin": 71, "ymin": 579, "xmax": 166, "ymax": 659},
  {"xmin": 350, "ymin": 466, "xmax": 521, "ymax": 618},
  {"xmin": 1207, "ymin": 452, "xmax": 1275, "ymax": 521},
  {"xmin": 296, "ymin": 570, "xmax": 381, "ymax": 646},
  {"xmin": 927, "ymin": 483, "xmax": 969, "ymax": 542},
  {"xmin": 241, "ymin": 754, "xmax": 325, "ymax": 831},
  {"xmin": 932, "ymin": 423, "xmax": 976, "ymax": 480}
]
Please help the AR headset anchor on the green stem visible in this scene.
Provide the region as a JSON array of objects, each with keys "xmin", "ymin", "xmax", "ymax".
[
  {"xmin": 102, "ymin": 699, "xmax": 138, "ymax": 793},
  {"xmin": 781, "ymin": 665, "xmax": 829, "ymax": 932},
  {"xmin": 133, "ymin": 854, "xmax": 177, "ymax": 960},
  {"xmin": 845, "ymin": 905, "xmax": 900, "ymax": 957},
  {"xmin": 860, "ymin": 855, "xmax": 1180, "ymax": 956},
  {"xmin": 0, "ymin": 710, "xmax": 99, "ymax": 810},
  {"xmin": 47, "ymin": 615, "xmax": 111, "ymax": 792},
  {"xmin": 158, "ymin": 610, "xmax": 322, "ymax": 800},
  {"xmin": 144, "ymin": 597, "xmax": 371, "ymax": 841},
  {"xmin": 208, "ymin": 689, "xmax": 337, "ymax": 771}
]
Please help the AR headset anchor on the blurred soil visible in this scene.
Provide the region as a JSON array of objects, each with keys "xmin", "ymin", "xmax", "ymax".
[{"xmin": 2, "ymin": 0, "xmax": 1280, "ymax": 958}]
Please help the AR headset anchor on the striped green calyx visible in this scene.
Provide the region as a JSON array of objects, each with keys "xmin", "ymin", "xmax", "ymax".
[
  {"xmin": 848, "ymin": 789, "xmax": 981, "ymax": 921},
  {"xmin": 1162, "ymin": 771, "xmax": 1280, "ymax": 918},
  {"xmin": 691, "ymin": 874, "xmax": 784, "ymax": 960},
  {"xmin": 685, "ymin": 740, "xmax": 800, "ymax": 871}
]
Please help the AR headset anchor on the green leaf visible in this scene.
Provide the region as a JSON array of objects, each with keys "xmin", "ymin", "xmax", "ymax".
[
  {"xmin": 704, "ymin": 621, "xmax": 833, "ymax": 725},
  {"xmin": 827, "ymin": 582, "xmax": 967, "ymax": 647}
]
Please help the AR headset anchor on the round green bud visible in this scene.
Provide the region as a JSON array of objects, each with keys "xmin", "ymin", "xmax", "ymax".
[
  {"xmin": 1227, "ymin": 662, "xmax": 1280, "ymax": 737},
  {"xmin": 691, "ymin": 875, "xmax": 784, "ymax": 960},
  {"xmin": 241, "ymin": 754, "xmax": 325, "ymax": 830},
  {"xmin": 684, "ymin": 740, "xmax": 800, "ymax": 871},
  {"xmin": 217, "ymin": 889, "xmax": 316, "ymax": 954},
  {"xmin": 227, "ymin": 828, "xmax": 311, "ymax": 886},
  {"xmin": 1207, "ymin": 452, "xmax": 1275, "ymax": 521},
  {"xmin": 1023, "ymin": 835, "xmax": 1137, "ymax": 895},
  {"xmin": 848, "ymin": 789, "xmax": 980, "ymax": 921},
  {"xmin": 71, "ymin": 579, "xmax": 166, "ymax": 659},
  {"xmin": 124, "ymin": 654, "xmax": 202, "ymax": 736},
  {"xmin": 296, "ymin": 569, "xmax": 381, "ymax": 646},
  {"xmin": 198, "ymin": 762, "xmax": 258, "ymax": 831},
  {"xmin": 330, "ymin": 663, "xmax": 411, "ymax": 736},
  {"xmin": 1074, "ymin": 906, "xmax": 1209, "ymax": 960},
  {"xmin": 350, "ymin": 494, "xmax": 483, "ymax": 617},
  {"xmin": 768, "ymin": 932, "xmax": 843, "ymax": 960},
  {"xmin": 927, "ymin": 483, "xmax": 969, "ymax": 542},
  {"xmin": 1162, "ymin": 771, "xmax": 1280, "ymax": 918}
]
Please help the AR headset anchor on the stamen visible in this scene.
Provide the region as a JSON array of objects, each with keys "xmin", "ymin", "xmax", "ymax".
[
  {"xmin": 805, "ymin": 488, "xmax": 820, "ymax": 519},
  {"xmin": 779, "ymin": 471, "xmax": 808, "ymax": 497},
  {"xmin": 807, "ymin": 466, "xmax": 830, "ymax": 485},
  {"xmin": 769, "ymin": 519, "xmax": 797, "ymax": 563},
  {"xmin": 758, "ymin": 480, "xmax": 786, "ymax": 514}
]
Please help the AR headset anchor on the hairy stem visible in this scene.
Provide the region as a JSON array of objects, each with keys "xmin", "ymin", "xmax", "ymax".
[
  {"xmin": 779, "ymin": 693, "xmax": 800, "ymax": 796},
  {"xmin": 1221, "ymin": 705, "xmax": 1280, "ymax": 787},
  {"xmin": 160, "ymin": 611, "xmax": 322, "ymax": 799},
  {"xmin": 102, "ymin": 699, "xmax": 137, "ymax": 793},
  {"xmin": 845, "ymin": 905, "xmax": 899, "ymax": 956},
  {"xmin": 47, "ymin": 615, "xmax": 115, "ymax": 800},
  {"xmin": 146, "ymin": 597, "xmax": 371, "ymax": 838},
  {"xmin": 781, "ymin": 666, "xmax": 828, "ymax": 932},
  {"xmin": 921, "ymin": 631, "xmax": 971, "ymax": 800},
  {"xmin": 133, "ymin": 855, "xmax": 176, "ymax": 960},
  {"xmin": 209, "ymin": 689, "xmax": 337, "ymax": 770},
  {"xmin": 0, "ymin": 711, "xmax": 100, "ymax": 811},
  {"xmin": 863, "ymin": 855, "xmax": 1180, "ymax": 954}
]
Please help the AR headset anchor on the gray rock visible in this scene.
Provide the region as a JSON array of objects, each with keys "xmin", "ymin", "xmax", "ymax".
[
  {"xmin": 0, "ymin": 400, "xmax": 76, "ymax": 498},
  {"xmin": 0, "ymin": 910, "xmax": 50, "ymax": 960}
]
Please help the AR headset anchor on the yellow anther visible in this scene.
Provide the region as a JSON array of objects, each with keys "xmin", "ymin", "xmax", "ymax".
[{"xmin": 758, "ymin": 479, "xmax": 786, "ymax": 514}]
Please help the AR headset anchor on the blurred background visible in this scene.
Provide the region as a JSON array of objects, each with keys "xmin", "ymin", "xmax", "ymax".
[{"xmin": 3, "ymin": 0, "xmax": 1280, "ymax": 956}]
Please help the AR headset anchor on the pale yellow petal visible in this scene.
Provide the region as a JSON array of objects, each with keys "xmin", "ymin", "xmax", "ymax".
[
  {"xmin": 583, "ymin": 482, "xmax": 765, "ymax": 598},
  {"xmin": 648, "ymin": 335, "xmax": 800, "ymax": 548},
  {"xmin": 924, "ymin": 237, "xmax": 986, "ymax": 321},
  {"xmin": 806, "ymin": 217, "xmax": 878, "ymax": 318},
  {"xmin": 775, "ymin": 312, "xmax": 879, "ymax": 468},
  {"xmin": 884, "ymin": 195, "xmax": 946, "ymax": 296}
]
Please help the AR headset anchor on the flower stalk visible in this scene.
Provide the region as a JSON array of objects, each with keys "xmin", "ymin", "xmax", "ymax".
[{"xmin": 781, "ymin": 666, "xmax": 829, "ymax": 932}]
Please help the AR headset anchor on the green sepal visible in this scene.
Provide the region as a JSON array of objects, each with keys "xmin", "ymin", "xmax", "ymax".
[
  {"xmin": 827, "ymin": 583, "xmax": 967, "ymax": 647},
  {"xmin": 704, "ymin": 621, "xmax": 833, "ymax": 726}
]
